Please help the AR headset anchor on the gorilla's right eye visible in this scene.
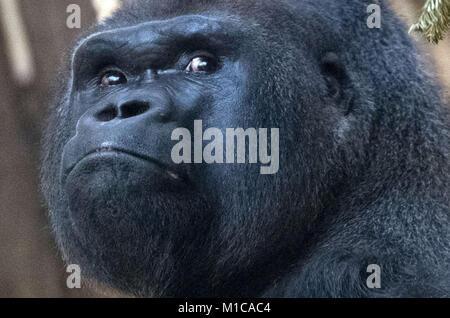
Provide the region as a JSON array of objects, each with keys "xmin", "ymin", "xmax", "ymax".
[{"xmin": 100, "ymin": 71, "xmax": 127, "ymax": 86}]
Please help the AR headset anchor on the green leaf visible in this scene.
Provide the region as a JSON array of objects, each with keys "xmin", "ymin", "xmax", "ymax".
[{"xmin": 409, "ymin": 0, "xmax": 450, "ymax": 44}]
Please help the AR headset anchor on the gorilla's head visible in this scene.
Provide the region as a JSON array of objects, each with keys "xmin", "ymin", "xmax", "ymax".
[{"xmin": 42, "ymin": 0, "xmax": 443, "ymax": 297}]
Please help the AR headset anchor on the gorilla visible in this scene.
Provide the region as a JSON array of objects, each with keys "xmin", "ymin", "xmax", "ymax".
[{"xmin": 41, "ymin": 0, "xmax": 449, "ymax": 297}]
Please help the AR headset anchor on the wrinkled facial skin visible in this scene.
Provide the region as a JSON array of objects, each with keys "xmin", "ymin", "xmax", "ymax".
[{"xmin": 42, "ymin": 2, "xmax": 359, "ymax": 297}]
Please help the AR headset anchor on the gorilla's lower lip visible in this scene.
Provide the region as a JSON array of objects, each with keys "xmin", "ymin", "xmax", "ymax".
[{"xmin": 65, "ymin": 147, "xmax": 187, "ymax": 183}]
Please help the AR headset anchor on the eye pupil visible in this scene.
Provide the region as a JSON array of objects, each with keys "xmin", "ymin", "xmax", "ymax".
[{"xmin": 101, "ymin": 71, "xmax": 127, "ymax": 86}]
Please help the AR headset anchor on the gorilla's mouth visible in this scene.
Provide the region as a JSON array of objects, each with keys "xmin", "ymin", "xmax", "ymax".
[{"xmin": 64, "ymin": 147, "xmax": 188, "ymax": 184}]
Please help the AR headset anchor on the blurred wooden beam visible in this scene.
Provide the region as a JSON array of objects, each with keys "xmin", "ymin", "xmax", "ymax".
[{"xmin": 0, "ymin": 0, "xmax": 35, "ymax": 86}]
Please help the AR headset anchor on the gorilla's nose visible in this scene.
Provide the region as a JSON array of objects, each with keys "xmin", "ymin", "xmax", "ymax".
[{"xmin": 95, "ymin": 100, "xmax": 151, "ymax": 122}]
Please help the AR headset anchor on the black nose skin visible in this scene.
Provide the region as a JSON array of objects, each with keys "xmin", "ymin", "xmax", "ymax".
[
  {"xmin": 95, "ymin": 100, "xmax": 151, "ymax": 122},
  {"xmin": 79, "ymin": 88, "xmax": 174, "ymax": 134}
]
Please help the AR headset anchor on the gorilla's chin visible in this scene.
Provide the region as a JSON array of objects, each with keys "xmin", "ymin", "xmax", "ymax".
[
  {"xmin": 64, "ymin": 153, "xmax": 162, "ymax": 257},
  {"xmin": 60, "ymin": 153, "xmax": 215, "ymax": 295},
  {"xmin": 65, "ymin": 151, "xmax": 193, "ymax": 237}
]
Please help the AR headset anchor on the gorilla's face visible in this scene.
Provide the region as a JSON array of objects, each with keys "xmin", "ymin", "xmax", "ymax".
[{"xmin": 49, "ymin": 8, "xmax": 343, "ymax": 297}]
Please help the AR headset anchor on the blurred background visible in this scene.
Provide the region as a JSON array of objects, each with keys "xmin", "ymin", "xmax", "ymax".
[{"xmin": 0, "ymin": 0, "xmax": 448, "ymax": 298}]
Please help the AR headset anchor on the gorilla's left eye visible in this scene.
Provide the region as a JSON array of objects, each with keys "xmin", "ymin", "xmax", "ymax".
[
  {"xmin": 100, "ymin": 71, "xmax": 127, "ymax": 86},
  {"xmin": 186, "ymin": 56, "xmax": 219, "ymax": 73}
]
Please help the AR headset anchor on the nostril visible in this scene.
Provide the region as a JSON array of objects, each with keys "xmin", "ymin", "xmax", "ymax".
[
  {"xmin": 120, "ymin": 101, "xmax": 151, "ymax": 119},
  {"xmin": 95, "ymin": 104, "xmax": 118, "ymax": 122}
]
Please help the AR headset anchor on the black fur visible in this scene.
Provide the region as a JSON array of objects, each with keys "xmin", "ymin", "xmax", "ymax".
[{"xmin": 41, "ymin": 0, "xmax": 449, "ymax": 297}]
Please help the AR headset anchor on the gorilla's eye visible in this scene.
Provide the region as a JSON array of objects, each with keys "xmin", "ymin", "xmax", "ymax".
[
  {"xmin": 186, "ymin": 56, "xmax": 218, "ymax": 73},
  {"xmin": 101, "ymin": 71, "xmax": 127, "ymax": 86}
]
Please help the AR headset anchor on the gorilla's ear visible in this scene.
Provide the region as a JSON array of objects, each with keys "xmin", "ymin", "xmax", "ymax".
[{"xmin": 320, "ymin": 52, "xmax": 354, "ymax": 115}]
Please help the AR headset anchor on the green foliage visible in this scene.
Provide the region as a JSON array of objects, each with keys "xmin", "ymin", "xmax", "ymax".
[{"xmin": 409, "ymin": 0, "xmax": 450, "ymax": 44}]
